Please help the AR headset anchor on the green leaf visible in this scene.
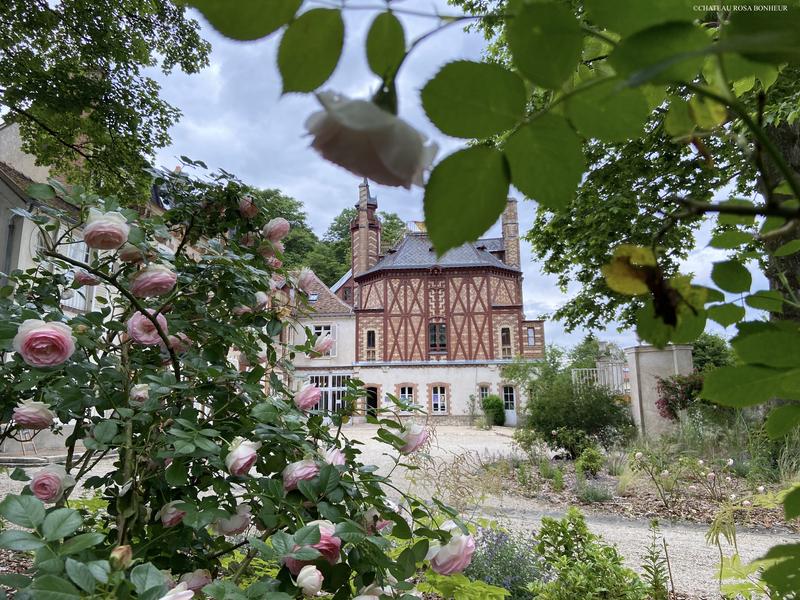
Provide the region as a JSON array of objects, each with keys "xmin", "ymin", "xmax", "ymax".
[
  {"xmin": 774, "ymin": 239, "xmax": 800, "ymax": 257},
  {"xmin": 65, "ymin": 558, "xmax": 95, "ymax": 593},
  {"xmin": 92, "ymin": 421, "xmax": 117, "ymax": 443},
  {"xmin": 0, "ymin": 573, "xmax": 31, "ymax": 588},
  {"xmin": 718, "ymin": 199, "xmax": 756, "ymax": 225},
  {"xmin": 269, "ymin": 531, "xmax": 293, "ymax": 556},
  {"xmin": 746, "ymin": 290, "xmax": 784, "ymax": 313},
  {"xmin": 188, "ymin": 0, "xmax": 301, "ymax": 41},
  {"xmin": 423, "ymin": 146, "xmax": 510, "ymax": 256},
  {"xmin": 710, "ymin": 230, "xmax": 751, "ymax": 249},
  {"xmin": 584, "ymin": 0, "xmax": 694, "ymax": 36},
  {"xmin": 726, "ymin": 4, "xmax": 800, "ymax": 64},
  {"xmin": 42, "ymin": 509, "xmax": 82, "ymax": 541},
  {"xmin": 293, "ymin": 524, "xmax": 321, "ymax": 547},
  {"xmin": 702, "ymin": 365, "xmax": 800, "ymax": 407},
  {"xmin": 9, "ymin": 467, "xmax": 30, "ymax": 481},
  {"xmin": 277, "ymin": 9, "xmax": 344, "ymax": 93},
  {"xmin": 0, "ymin": 494, "xmax": 45, "ymax": 528},
  {"xmin": 507, "ymin": 2, "xmax": 583, "ymax": 89},
  {"xmin": 609, "ymin": 22, "xmax": 709, "ymax": 85},
  {"xmin": 366, "ymin": 12, "xmax": 405, "ymax": 79},
  {"xmin": 765, "ymin": 405, "xmax": 800, "ymax": 439},
  {"xmin": 504, "ymin": 114, "xmax": 585, "ymax": 211},
  {"xmin": 130, "ymin": 563, "xmax": 167, "ymax": 596},
  {"xmin": 565, "ymin": 78, "xmax": 650, "ymax": 142},
  {"xmin": 0, "ymin": 530, "xmax": 45, "ymax": 551},
  {"xmin": 28, "ymin": 575, "xmax": 80, "ymax": 600},
  {"xmin": 60, "ymin": 533, "xmax": 106, "ymax": 555},
  {"xmin": 26, "ymin": 183, "xmax": 56, "ymax": 201},
  {"xmin": 664, "ymin": 96, "xmax": 695, "ymax": 138},
  {"xmin": 707, "ymin": 303, "xmax": 745, "ymax": 327},
  {"xmin": 711, "ymin": 260, "xmax": 751, "ymax": 293},
  {"xmin": 761, "ymin": 543, "xmax": 800, "ymax": 595},
  {"xmin": 334, "ymin": 520, "xmax": 366, "ymax": 543},
  {"xmin": 785, "ymin": 486, "xmax": 800, "ymax": 520},
  {"xmin": 165, "ymin": 460, "xmax": 188, "ymax": 487},
  {"xmin": 733, "ymin": 329, "xmax": 800, "ymax": 368},
  {"xmin": 421, "ymin": 61, "xmax": 526, "ymax": 139},
  {"xmin": 86, "ymin": 561, "xmax": 110, "ymax": 584}
]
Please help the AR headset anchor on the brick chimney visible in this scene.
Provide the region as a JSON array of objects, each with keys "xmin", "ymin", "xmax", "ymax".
[
  {"xmin": 350, "ymin": 178, "xmax": 381, "ymax": 278},
  {"xmin": 501, "ymin": 198, "xmax": 520, "ymax": 269}
]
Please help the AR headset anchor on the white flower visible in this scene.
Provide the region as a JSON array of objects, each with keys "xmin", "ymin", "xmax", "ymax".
[
  {"xmin": 296, "ymin": 565, "xmax": 323, "ymax": 596},
  {"xmin": 634, "ymin": 452, "xmax": 643, "ymax": 460},
  {"xmin": 305, "ymin": 91, "xmax": 438, "ymax": 189},
  {"xmin": 743, "ymin": 500, "xmax": 751, "ymax": 507},
  {"xmin": 159, "ymin": 582, "xmax": 194, "ymax": 600},
  {"xmin": 757, "ymin": 485, "xmax": 766, "ymax": 494},
  {"xmin": 726, "ymin": 458, "xmax": 734, "ymax": 467}
]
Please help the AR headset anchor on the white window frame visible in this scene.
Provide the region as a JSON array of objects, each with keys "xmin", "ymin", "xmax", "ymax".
[
  {"xmin": 431, "ymin": 385, "xmax": 447, "ymax": 415},
  {"xmin": 503, "ymin": 385, "xmax": 516, "ymax": 411},
  {"xmin": 312, "ymin": 324, "xmax": 336, "ymax": 357},
  {"xmin": 479, "ymin": 385, "xmax": 490, "ymax": 400},
  {"xmin": 38, "ymin": 232, "xmax": 94, "ymax": 313},
  {"xmin": 307, "ymin": 374, "xmax": 351, "ymax": 412}
]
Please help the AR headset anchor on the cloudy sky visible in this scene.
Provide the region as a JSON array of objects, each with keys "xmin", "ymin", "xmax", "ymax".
[{"xmin": 152, "ymin": 2, "xmax": 766, "ymax": 350}]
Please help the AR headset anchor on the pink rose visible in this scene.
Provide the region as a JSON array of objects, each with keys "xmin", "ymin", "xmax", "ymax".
[
  {"xmin": 310, "ymin": 335, "xmax": 334, "ymax": 357},
  {"xmin": 83, "ymin": 208, "xmax": 130, "ymax": 250},
  {"xmin": 30, "ymin": 465, "xmax": 75, "ymax": 503},
  {"xmin": 305, "ymin": 92, "xmax": 438, "ymax": 189},
  {"xmin": 118, "ymin": 243, "xmax": 145, "ymax": 263},
  {"xmin": 130, "ymin": 384, "xmax": 149, "ymax": 404},
  {"xmin": 259, "ymin": 240, "xmax": 285, "ymax": 259},
  {"xmin": 160, "ymin": 582, "xmax": 194, "ymax": 600},
  {"xmin": 13, "ymin": 320, "xmax": 76, "ymax": 368},
  {"xmin": 213, "ymin": 504, "xmax": 252, "ymax": 536},
  {"xmin": 73, "ymin": 270, "xmax": 100, "ymax": 286},
  {"xmin": 262, "ymin": 217, "xmax": 290, "ymax": 242},
  {"xmin": 295, "ymin": 384, "xmax": 321, "ymax": 412},
  {"xmin": 296, "ymin": 268, "xmax": 315, "ymax": 293},
  {"xmin": 282, "ymin": 460, "xmax": 319, "ymax": 492},
  {"xmin": 179, "ymin": 569, "xmax": 212, "ymax": 592},
  {"xmin": 324, "ymin": 446, "xmax": 345, "ymax": 466},
  {"xmin": 162, "ymin": 333, "xmax": 191, "ymax": 354},
  {"xmin": 296, "ymin": 565, "xmax": 323, "ymax": 596},
  {"xmin": 157, "ymin": 501, "xmax": 186, "ymax": 527},
  {"xmin": 284, "ymin": 520, "xmax": 341, "ymax": 575},
  {"xmin": 238, "ymin": 195, "xmax": 259, "ymax": 218},
  {"xmin": 225, "ymin": 437, "xmax": 261, "ymax": 476},
  {"xmin": 13, "ymin": 400, "xmax": 55, "ymax": 430},
  {"xmin": 266, "ymin": 256, "xmax": 283, "ymax": 269},
  {"xmin": 131, "ymin": 264, "xmax": 177, "ymax": 298},
  {"xmin": 110, "ymin": 545, "xmax": 133, "ymax": 570},
  {"xmin": 127, "ymin": 311, "xmax": 168, "ymax": 345},
  {"xmin": 233, "ymin": 305, "xmax": 252, "ymax": 316},
  {"xmin": 398, "ymin": 424, "xmax": 428, "ymax": 454},
  {"xmin": 363, "ymin": 508, "xmax": 392, "ymax": 534},
  {"xmin": 430, "ymin": 528, "xmax": 475, "ymax": 575}
]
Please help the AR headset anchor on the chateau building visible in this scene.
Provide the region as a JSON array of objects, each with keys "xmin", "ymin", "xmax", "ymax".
[{"xmin": 289, "ymin": 180, "xmax": 545, "ymax": 424}]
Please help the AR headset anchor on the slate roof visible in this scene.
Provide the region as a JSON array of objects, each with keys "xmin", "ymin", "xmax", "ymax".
[{"xmin": 359, "ymin": 232, "xmax": 517, "ymax": 277}]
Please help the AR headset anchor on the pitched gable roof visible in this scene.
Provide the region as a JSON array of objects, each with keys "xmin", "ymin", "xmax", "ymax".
[{"xmin": 301, "ymin": 270, "xmax": 352, "ymax": 316}]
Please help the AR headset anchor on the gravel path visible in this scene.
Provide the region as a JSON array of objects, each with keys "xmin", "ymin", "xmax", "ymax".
[{"xmin": 2, "ymin": 425, "xmax": 795, "ymax": 598}]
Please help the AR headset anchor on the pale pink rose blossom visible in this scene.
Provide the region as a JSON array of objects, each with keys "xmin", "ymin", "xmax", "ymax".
[
  {"xmin": 225, "ymin": 437, "xmax": 262, "ymax": 476},
  {"xmin": 295, "ymin": 384, "xmax": 322, "ymax": 412},
  {"xmin": 30, "ymin": 465, "xmax": 75, "ymax": 503},
  {"xmin": 162, "ymin": 333, "xmax": 191, "ymax": 354},
  {"xmin": 262, "ymin": 217, "xmax": 290, "ymax": 242},
  {"xmin": 130, "ymin": 384, "xmax": 149, "ymax": 404},
  {"xmin": 239, "ymin": 231, "xmax": 258, "ymax": 247},
  {"xmin": 73, "ymin": 270, "xmax": 100, "ymax": 286},
  {"xmin": 398, "ymin": 423, "xmax": 428, "ymax": 454},
  {"xmin": 311, "ymin": 335, "xmax": 334, "ymax": 356},
  {"xmin": 118, "ymin": 243, "xmax": 145, "ymax": 263},
  {"xmin": 324, "ymin": 446, "xmax": 345, "ymax": 466},
  {"xmin": 266, "ymin": 256, "xmax": 283, "ymax": 269},
  {"xmin": 109, "ymin": 545, "xmax": 133, "ymax": 570},
  {"xmin": 296, "ymin": 565, "xmax": 324, "ymax": 596},
  {"xmin": 233, "ymin": 305, "xmax": 252, "ymax": 316},
  {"xmin": 363, "ymin": 508, "xmax": 392, "ymax": 534},
  {"xmin": 83, "ymin": 208, "xmax": 130, "ymax": 250},
  {"xmin": 213, "ymin": 504, "xmax": 252, "ymax": 536},
  {"xmin": 127, "ymin": 311, "xmax": 169, "ymax": 345},
  {"xmin": 284, "ymin": 520, "xmax": 341, "ymax": 575},
  {"xmin": 296, "ymin": 268, "xmax": 315, "ymax": 293},
  {"xmin": 305, "ymin": 91, "xmax": 438, "ymax": 189},
  {"xmin": 430, "ymin": 529, "xmax": 475, "ymax": 575},
  {"xmin": 159, "ymin": 582, "xmax": 194, "ymax": 600},
  {"xmin": 13, "ymin": 320, "xmax": 76, "ymax": 367},
  {"xmin": 13, "ymin": 400, "xmax": 55, "ymax": 430},
  {"xmin": 282, "ymin": 460, "xmax": 320, "ymax": 492},
  {"xmin": 157, "ymin": 501, "xmax": 186, "ymax": 527},
  {"xmin": 259, "ymin": 240, "xmax": 285, "ymax": 259},
  {"xmin": 179, "ymin": 569, "xmax": 212, "ymax": 592},
  {"xmin": 238, "ymin": 195, "xmax": 259, "ymax": 218},
  {"xmin": 743, "ymin": 500, "xmax": 751, "ymax": 507},
  {"xmin": 131, "ymin": 264, "xmax": 177, "ymax": 298}
]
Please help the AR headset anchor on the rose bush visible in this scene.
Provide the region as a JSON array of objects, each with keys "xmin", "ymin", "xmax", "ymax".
[{"xmin": 0, "ymin": 170, "xmax": 469, "ymax": 599}]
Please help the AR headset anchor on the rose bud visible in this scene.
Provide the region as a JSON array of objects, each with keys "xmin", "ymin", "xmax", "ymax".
[
  {"xmin": 13, "ymin": 400, "xmax": 55, "ymax": 430},
  {"xmin": 282, "ymin": 460, "xmax": 319, "ymax": 492},
  {"xmin": 159, "ymin": 582, "xmax": 194, "ymax": 600},
  {"xmin": 118, "ymin": 243, "xmax": 145, "ymax": 263},
  {"xmin": 130, "ymin": 264, "xmax": 177, "ymax": 298},
  {"xmin": 238, "ymin": 195, "xmax": 259, "ymax": 219},
  {"xmin": 284, "ymin": 520, "xmax": 341, "ymax": 575},
  {"xmin": 323, "ymin": 446, "xmax": 345, "ymax": 466},
  {"xmin": 294, "ymin": 384, "xmax": 321, "ymax": 412},
  {"xmin": 74, "ymin": 270, "xmax": 100, "ymax": 286},
  {"xmin": 430, "ymin": 528, "xmax": 476, "ymax": 575},
  {"xmin": 296, "ymin": 267, "xmax": 315, "ymax": 293},
  {"xmin": 179, "ymin": 569, "xmax": 212, "ymax": 592},
  {"xmin": 127, "ymin": 311, "xmax": 169, "ymax": 345},
  {"xmin": 310, "ymin": 335, "xmax": 334, "ymax": 356},
  {"xmin": 262, "ymin": 217, "xmax": 290, "ymax": 242},
  {"xmin": 13, "ymin": 319, "xmax": 76, "ymax": 368},
  {"xmin": 130, "ymin": 384, "xmax": 149, "ymax": 405},
  {"xmin": 398, "ymin": 423, "xmax": 428, "ymax": 454},
  {"xmin": 110, "ymin": 545, "xmax": 133, "ymax": 570},
  {"xmin": 225, "ymin": 437, "xmax": 261, "ymax": 477},
  {"xmin": 83, "ymin": 208, "xmax": 130, "ymax": 250},
  {"xmin": 162, "ymin": 333, "xmax": 191, "ymax": 355},
  {"xmin": 212, "ymin": 503, "xmax": 252, "ymax": 536},
  {"xmin": 157, "ymin": 501, "xmax": 187, "ymax": 527},
  {"xmin": 305, "ymin": 91, "xmax": 438, "ymax": 189},
  {"xmin": 296, "ymin": 565, "xmax": 323, "ymax": 597},
  {"xmin": 30, "ymin": 465, "xmax": 75, "ymax": 503}
]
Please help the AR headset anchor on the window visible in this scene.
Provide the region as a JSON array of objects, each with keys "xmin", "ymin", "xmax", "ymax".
[
  {"xmin": 308, "ymin": 374, "xmax": 351, "ymax": 412},
  {"xmin": 501, "ymin": 327, "xmax": 512, "ymax": 359},
  {"xmin": 343, "ymin": 287, "xmax": 352, "ymax": 302},
  {"xmin": 366, "ymin": 330, "xmax": 376, "ymax": 361},
  {"xmin": 527, "ymin": 327, "xmax": 536, "ymax": 346},
  {"xmin": 428, "ymin": 323, "xmax": 447, "ymax": 353},
  {"xmin": 41, "ymin": 235, "xmax": 94, "ymax": 313},
  {"xmin": 503, "ymin": 385, "xmax": 516, "ymax": 411},
  {"xmin": 479, "ymin": 385, "xmax": 490, "ymax": 400},
  {"xmin": 399, "ymin": 386, "xmax": 414, "ymax": 401},
  {"xmin": 431, "ymin": 385, "xmax": 447, "ymax": 414},
  {"xmin": 309, "ymin": 293, "xmax": 319, "ymax": 302},
  {"xmin": 312, "ymin": 324, "xmax": 335, "ymax": 356}
]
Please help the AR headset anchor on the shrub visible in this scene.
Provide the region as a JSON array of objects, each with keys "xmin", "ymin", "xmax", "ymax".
[
  {"xmin": 482, "ymin": 394, "xmax": 506, "ymax": 426},
  {"xmin": 606, "ymin": 450, "xmax": 628, "ymax": 476},
  {"xmin": 577, "ymin": 481, "xmax": 612, "ymax": 503},
  {"xmin": 655, "ymin": 371, "xmax": 705, "ymax": 420},
  {"xmin": 464, "ymin": 525, "xmax": 545, "ymax": 599},
  {"xmin": 552, "ymin": 468, "xmax": 565, "ymax": 492},
  {"xmin": 575, "ymin": 446, "xmax": 604, "ymax": 477}
]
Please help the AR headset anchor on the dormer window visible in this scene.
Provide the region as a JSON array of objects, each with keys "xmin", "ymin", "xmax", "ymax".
[{"xmin": 309, "ymin": 293, "xmax": 319, "ymax": 302}]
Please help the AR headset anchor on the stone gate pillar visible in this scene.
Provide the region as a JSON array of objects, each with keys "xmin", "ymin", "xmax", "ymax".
[{"xmin": 624, "ymin": 344, "xmax": 694, "ymax": 438}]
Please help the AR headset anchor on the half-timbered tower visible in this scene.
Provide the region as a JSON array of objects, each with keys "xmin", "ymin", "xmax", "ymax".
[{"xmin": 292, "ymin": 181, "xmax": 545, "ymax": 424}]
